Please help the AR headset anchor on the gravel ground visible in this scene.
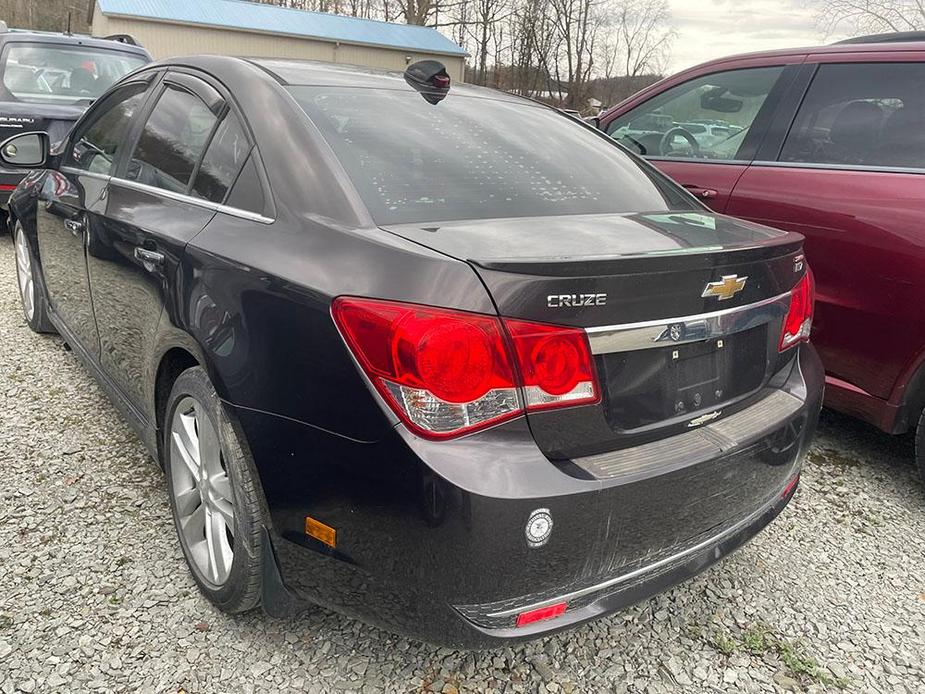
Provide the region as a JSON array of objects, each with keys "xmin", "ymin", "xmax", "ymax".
[{"xmin": 1, "ymin": 232, "xmax": 924, "ymax": 694}]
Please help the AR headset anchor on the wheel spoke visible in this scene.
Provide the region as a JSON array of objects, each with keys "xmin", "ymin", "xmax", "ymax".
[
  {"xmin": 174, "ymin": 487, "xmax": 201, "ymax": 517},
  {"xmin": 212, "ymin": 496, "xmax": 234, "ymax": 527},
  {"xmin": 181, "ymin": 503, "xmax": 206, "ymax": 548},
  {"xmin": 198, "ymin": 415, "xmax": 222, "ymax": 478},
  {"xmin": 210, "ymin": 473, "xmax": 233, "ymax": 503},
  {"xmin": 171, "ymin": 430, "xmax": 200, "ymax": 479},
  {"xmin": 205, "ymin": 507, "xmax": 233, "ymax": 582}
]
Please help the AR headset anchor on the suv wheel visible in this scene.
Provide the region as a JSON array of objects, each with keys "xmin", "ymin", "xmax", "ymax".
[
  {"xmin": 13, "ymin": 222, "xmax": 55, "ymax": 334},
  {"xmin": 164, "ymin": 366, "xmax": 264, "ymax": 613}
]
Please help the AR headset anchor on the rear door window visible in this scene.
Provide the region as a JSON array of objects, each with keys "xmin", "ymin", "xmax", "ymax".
[
  {"xmin": 124, "ymin": 84, "xmax": 217, "ymax": 193},
  {"xmin": 191, "ymin": 112, "xmax": 251, "ymax": 203},
  {"xmin": 779, "ymin": 62, "xmax": 925, "ymax": 170},
  {"xmin": 606, "ymin": 67, "xmax": 785, "ymax": 161}
]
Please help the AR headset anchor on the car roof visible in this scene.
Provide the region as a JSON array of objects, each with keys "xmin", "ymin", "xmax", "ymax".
[
  {"xmin": 0, "ymin": 29, "xmax": 151, "ymax": 58},
  {"xmin": 242, "ymin": 57, "xmax": 524, "ymax": 102},
  {"xmin": 685, "ymin": 38, "xmax": 925, "ymax": 72}
]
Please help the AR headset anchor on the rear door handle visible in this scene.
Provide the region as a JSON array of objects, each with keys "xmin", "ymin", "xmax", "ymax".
[
  {"xmin": 683, "ymin": 185, "xmax": 719, "ymax": 200},
  {"xmin": 64, "ymin": 219, "xmax": 85, "ymax": 235},
  {"xmin": 134, "ymin": 247, "xmax": 165, "ymax": 271}
]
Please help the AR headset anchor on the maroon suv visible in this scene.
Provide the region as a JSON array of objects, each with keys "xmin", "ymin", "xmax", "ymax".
[{"xmin": 599, "ymin": 34, "xmax": 925, "ymax": 480}]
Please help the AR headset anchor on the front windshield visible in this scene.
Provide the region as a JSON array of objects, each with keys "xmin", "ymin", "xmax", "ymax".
[
  {"xmin": 288, "ymin": 86, "xmax": 696, "ymax": 225},
  {"xmin": 2, "ymin": 43, "xmax": 147, "ymax": 105}
]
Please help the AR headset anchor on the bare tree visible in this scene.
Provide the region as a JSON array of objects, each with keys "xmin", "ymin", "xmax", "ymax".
[
  {"xmin": 811, "ymin": 0, "xmax": 925, "ymax": 35},
  {"xmin": 614, "ymin": 0, "xmax": 674, "ymax": 77}
]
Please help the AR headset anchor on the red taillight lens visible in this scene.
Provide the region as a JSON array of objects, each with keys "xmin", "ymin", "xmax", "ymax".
[
  {"xmin": 504, "ymin": 319, "xmax": 600, "ymax": 411},
  {"xmin": 779, "ymin": 270, "xmax": 815, "ymax": 351},
  {"xmin": 332, "ymin": 298, "xmax": 600, "ymax": 439},
  {"xmin": 515, "ymin": 602, "xmax": 567, "ymax": 627},
  {"xmin": 332, "ymin": 297, "xmax": 520, "ymax": 439}
]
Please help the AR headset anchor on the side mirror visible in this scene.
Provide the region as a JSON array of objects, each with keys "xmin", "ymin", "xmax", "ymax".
[
  {"xmin": 584, "ymin": 115, "xmax": 601, "ymax": 130},
  {"xmin": 0, "ymin": 132, "xmax": 49, "ymax": 167}
]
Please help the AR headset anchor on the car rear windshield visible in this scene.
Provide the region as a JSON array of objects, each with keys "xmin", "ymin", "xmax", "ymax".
[
  {"xmin": 1, "ymin": 43, "xmax": 147, "ymax": 105},
  {"xmin": 288, "ymin": 87, "xmax": 695, "ymax": 225}
]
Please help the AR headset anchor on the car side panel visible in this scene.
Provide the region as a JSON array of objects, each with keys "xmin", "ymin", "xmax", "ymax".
[
  {"xmin": 176, "ymin": 212, "xmax": 497, "ymax": 443},
  {"xmin": 637, "ymin": 160, "xmax": 747, "ymax": 212},
  {"xmin": 726, "ymin": 165, "xmax": 925, "ymax": 407},
  {"xmin": 89, "ymin": 182, "xmax": 215, "ymax": 417}
]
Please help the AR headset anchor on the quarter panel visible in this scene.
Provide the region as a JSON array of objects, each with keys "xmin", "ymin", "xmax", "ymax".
[{"xmin": 182, "ymin": 213, "xmax": 496, "ymax": 442}]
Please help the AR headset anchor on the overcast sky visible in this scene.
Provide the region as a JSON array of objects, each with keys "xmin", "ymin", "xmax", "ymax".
[{"xmin": 667, "ymin": 0, "xmax": 849, "ymax": 72}]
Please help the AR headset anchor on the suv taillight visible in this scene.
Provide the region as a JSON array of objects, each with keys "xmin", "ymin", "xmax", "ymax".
[
  {"xmin": 332, "ymin": 297, "xmax": 599, "ymax": 439},
  {"xmin": 779, "ymin": 270, "xmax": 815, "ymax": 351}
]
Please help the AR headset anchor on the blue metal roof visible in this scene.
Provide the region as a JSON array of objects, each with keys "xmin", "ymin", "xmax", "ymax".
[{"xmin": 96, "ymin": 0, "xmax": 467, "ymax": 56}]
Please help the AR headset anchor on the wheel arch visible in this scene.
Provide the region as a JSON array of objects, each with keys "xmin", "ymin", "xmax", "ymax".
[{"xmin": 890, "ymin": 347, "xmax": 925, "ymax": 435}]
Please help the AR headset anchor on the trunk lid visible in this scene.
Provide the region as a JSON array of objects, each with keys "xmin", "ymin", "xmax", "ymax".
[{"xmin": 381, "ymin": 212, "xmax": 805, "ymax": 459}]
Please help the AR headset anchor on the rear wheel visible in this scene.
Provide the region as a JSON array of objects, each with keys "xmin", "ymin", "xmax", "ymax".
[
  {"xmin": 13, "ymin": 222, "xmax": 55, "ymax": 334},
  {"xmin": 164, "ymin": 366, "xmax": 264, "ymax": 613},
  {"xmin": 915, "ymin": 410, "xmax": 925, "ymax": 485}
]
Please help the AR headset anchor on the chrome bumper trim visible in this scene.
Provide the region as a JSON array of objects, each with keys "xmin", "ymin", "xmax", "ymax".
[{"xmin": 585, "ymin": 291, "xmax": 791, "ymax": 354}]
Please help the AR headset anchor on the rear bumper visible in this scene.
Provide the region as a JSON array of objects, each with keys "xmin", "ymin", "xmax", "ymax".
[
  {"xmin": 237, "ymin": 344, "xmax": 823, "ymax": 648},
  {"xmin": 456, "ymin": 479, "xmax": 798, "ymax": 641}
]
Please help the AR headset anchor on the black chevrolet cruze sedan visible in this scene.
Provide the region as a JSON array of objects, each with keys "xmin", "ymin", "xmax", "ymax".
[{"xmin": 4, "ymin": 56, "xmax": 823, "ymax": 647}]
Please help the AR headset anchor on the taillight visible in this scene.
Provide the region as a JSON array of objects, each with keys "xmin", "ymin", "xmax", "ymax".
[
  {"xmin": 505, "ymin": 319, "xmax": 600, "ymax": 411},
  {"xmin": 332, "ymin": 297, "xmax": 599, "ymax": 439},
  {"xmin": 779, "ymin": 270, "xmax": 815, "ymax": 351}
]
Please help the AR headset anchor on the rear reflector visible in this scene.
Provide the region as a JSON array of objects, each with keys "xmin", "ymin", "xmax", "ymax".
[
  {"xmin": 516, "ymin": 602, "xmax": 567, "ymax": 628},
  {"xmin": 0, "ymin": 184, "xmax": 17, "ymax": 191},
  {"xmin": 779, "ymin": 270, "xmax": 815, "ymax": 351},
  {"xmin": 332, "ymin": 297, "xmax": 599, "ymax": 440},
  {"xmin": 780, "ymin": 473, "xmax": 800, "ymax": 499}
]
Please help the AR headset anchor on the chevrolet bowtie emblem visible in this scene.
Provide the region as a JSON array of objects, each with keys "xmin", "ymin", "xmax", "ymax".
[{"xmin": 702, "ymin": 274, "xmax": 747, "ymax": 301}]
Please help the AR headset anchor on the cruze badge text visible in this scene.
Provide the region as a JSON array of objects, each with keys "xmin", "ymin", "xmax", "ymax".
[
  {"xmin": 547, "ymin": 293, "xmax": 607, "ymax": 308},
  {"xmin": 702, "ymin": 275, "xmax": 747, "ymax": 301}
]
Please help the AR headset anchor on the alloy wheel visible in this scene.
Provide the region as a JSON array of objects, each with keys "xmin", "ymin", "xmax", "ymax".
[
  {"xmin": 169, "ymin": 396, "xmax": 236, "ymax": 586},
  {"xmin": 14, "ymin": 226, "xmax": 34, "ymax": 321}
]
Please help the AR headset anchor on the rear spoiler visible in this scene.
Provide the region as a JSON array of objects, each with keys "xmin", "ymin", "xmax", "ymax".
[{"xmin": 101, "ymin": 33, "xmax": 140, "ymax": 46}]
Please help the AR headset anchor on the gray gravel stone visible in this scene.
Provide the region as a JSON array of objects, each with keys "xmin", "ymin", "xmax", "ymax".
[{"xmin": 1, "ymin": 233, "xmax": 924, "ymax": 693}]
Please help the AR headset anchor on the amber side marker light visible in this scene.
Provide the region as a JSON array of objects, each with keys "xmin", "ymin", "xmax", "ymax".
[
  {"xmin": 516, "ymin": 602, "xmax": 567, "ymax": 628},
  {"xmin": 305, "ymin": 516, "xmax": 337, "ymax": 548}
]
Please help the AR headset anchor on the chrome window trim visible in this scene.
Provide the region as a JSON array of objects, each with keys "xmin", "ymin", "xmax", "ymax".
[
  {"xmin": 109, "ymin": 176, "xmax": 275, "ymax": 224},
  {"xmin": 753, "ymin": 160, "xmax": 925, "ymax": 176},
  {"xmin": 641, "ymin": 156, "xmax": 751, "ymax": 166},
  {"xmin": 60, "ymin": 165, "xmax": 111, "ymax": 182},
  {"xmin": 585, "ymin": 291, "xmax": 791, "ymax": 355}
]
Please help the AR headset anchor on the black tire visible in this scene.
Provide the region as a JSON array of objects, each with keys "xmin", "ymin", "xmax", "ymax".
[
  {"xmin": 12, "ymin": 221, "xmax": 56, "ymax": 334},
  {"xmin": 916, "ymin": 409, "xmax": 925, "ymax": 485},
  {"xmin": 163, "ymin": 366, "xmax": 264, "ymax": 613}
]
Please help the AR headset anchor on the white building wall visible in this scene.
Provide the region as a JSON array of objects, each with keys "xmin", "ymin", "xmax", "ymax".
[{"xmin": 92, "ymin": 12, "xmax": 466, "ymax": 82}]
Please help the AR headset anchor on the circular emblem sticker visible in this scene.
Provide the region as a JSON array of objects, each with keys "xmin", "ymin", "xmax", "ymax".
[{"xmin": 525, "ymin": 508, "xmax": 553, "ymax": 548}]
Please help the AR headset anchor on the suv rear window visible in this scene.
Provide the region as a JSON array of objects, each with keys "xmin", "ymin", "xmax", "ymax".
[
  {"xmin": 288, "ymin": 87, "xmax": 695, "ymax": 225},
  {"xmin": 1, "ymin": 43, "xmax": 147, "ymax": 105}
]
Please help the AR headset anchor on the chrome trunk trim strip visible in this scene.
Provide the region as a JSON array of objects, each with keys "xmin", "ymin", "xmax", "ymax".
[{"xmin": 585, "ymin": 291, "xmax": 791, "ymax": 354}]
